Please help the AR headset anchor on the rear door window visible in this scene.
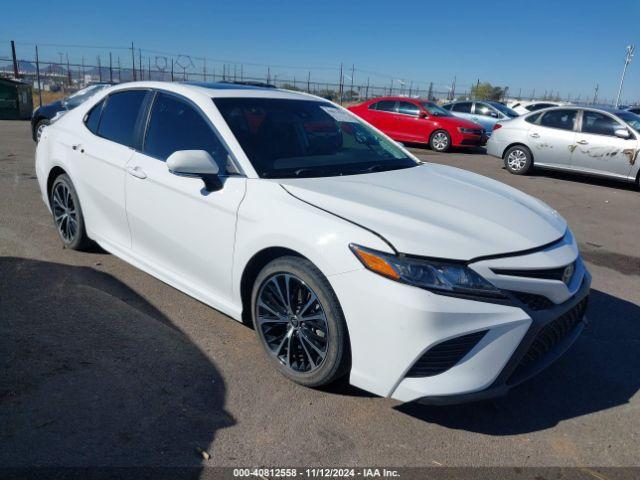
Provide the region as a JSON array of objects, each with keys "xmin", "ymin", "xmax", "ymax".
[
  {"xmin": 371, "ymin": 100, "xmax": 397, "ymax": 113},
  {"xmin": 97, "ymin": 90, "xmax": 148, "ymax": 148},
  {"xmin": 539, "ymin": 109, "xmax": 577, "ymax": 131},
  {"xmin": 452, "ymin": 102, "xmax": 472, "ymax": 113}
]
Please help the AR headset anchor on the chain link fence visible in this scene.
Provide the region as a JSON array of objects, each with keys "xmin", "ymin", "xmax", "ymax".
[{"xmin": 0, "ymin": 40, "xmax": 631, "ymax": 108}]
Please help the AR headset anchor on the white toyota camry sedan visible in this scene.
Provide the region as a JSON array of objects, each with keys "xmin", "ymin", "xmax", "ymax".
[{"xmin": 35, "ymin": 81, "xmax": 590, "ymax": 404}]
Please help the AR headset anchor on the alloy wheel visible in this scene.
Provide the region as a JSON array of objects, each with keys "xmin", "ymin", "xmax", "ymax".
[
  {"xmin": 432, "ymin": 132, "xmax": 449, "ymax": 151},
  {"xmin": 256, "ymin": 273, "xmax": 329, "ymax": 373},
  {"xmin": 507, "ymin": 149, "xmax": 528, "ymax": 171},
  {"xmin": 51, "ymin": 182, "xmax": 78, "ymax": 243}
]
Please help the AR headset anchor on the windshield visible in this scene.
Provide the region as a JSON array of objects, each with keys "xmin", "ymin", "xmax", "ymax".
[
  {"xmin": 214, "ymin": 98, "xmax": 418, "ymax": 178},
  {"xmin": 65, "ymin": 84, "xmax": 109, "ymax": 108},
  {"xmin": 421, "ymin": 102, "xmax": 451, "ymax": 117},
  {"xmin": 488, "ymin": 101, "xmax": 519, "ymax": 118},
  {"xmin": 617, "ymin": 112, "xmax": 640, "ymax": 132}
]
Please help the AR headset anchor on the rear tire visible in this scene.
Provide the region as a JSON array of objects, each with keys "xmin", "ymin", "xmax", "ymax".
[
  {"xmin": 430, "ymin": 130, "xmax": 451, "ymax": 152},
  {"xmin": 251, "ymin": 256, "xmax": 349, "ymax": 387},
  {"xmin": 504, "ymin": 145, "xmax": 533, "ymax": 175},
  {"xmin": 50, "ymin": 174, "xmax": 90, "ymax": 250}
]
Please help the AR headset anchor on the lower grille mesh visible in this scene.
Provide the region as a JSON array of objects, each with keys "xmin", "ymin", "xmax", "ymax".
[
  {"xmin": 509, "ymin": 297, "xmax": 588, "ymax": 382},
  {"xmin": 405, "ymin": 330, "xmax": 487, "ymax": 378}
]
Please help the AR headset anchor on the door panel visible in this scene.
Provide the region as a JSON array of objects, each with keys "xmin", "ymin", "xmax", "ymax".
[
  {"xmin": 72, "ymin": 89, "xmax": 150, "ymax": 248},
  {"xmin": 471, "ymin": 103, "xmax": 499, "ymax": 132},
  {"xmin": 528, "ymin": 109, "xmax": 578, "ymax": 167},
  {"xmin": 395, "ymin": 102, "xmax": 428, "ymax": 142},
  {"xmin": 125, "ymin": 152, "xmax": 246, "ymax": 302},
  {"xmin": 571, "ymin": 110, "xmax": 637, "ymax": 177},
  {"xmin": 74, "ymin": 135, "xmax": 134, "ymax": 247}
]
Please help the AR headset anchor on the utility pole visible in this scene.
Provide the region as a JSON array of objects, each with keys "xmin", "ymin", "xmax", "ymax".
[
  {"xmin": 427, "ymin": 81, "xmax": 433, "ymax": 101},
  {"xmin": 11, "ymin": 40, "xmax": 19, "ymax": 78},
  {"xmin": 35, "ymin": 45, "xmax": 42, "ymax": 107},
  {"xmin": 593, "ymin": 84, "xmax": 599, "ymax": 105},
  {"xmin": 131, "ymin": 42, "xmax": 136, "ymax": 81},
  {"xmin": 66, "ymin": 54, "xmax": 71, "ymax": 85},
  {"xmin": 615, "ymin": 44, "xmax": 635, "ymax": 108},
  {"xmin": 109, "ymin": 52, "xmax": 113, "ymax": 83},
  {"xmin": 139, "ymin": 49, "xmax": 143, "ymax": 81},
  {"xmin": 350, "ymin": 64, "xmax": 354, "ymax": 101},
  {"xmin": 339, "ymin": 63, "xmax": 344, "ymax": 104}
]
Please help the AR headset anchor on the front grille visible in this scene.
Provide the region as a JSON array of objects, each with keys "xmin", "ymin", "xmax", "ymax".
[
  {"xmin": 492, "ymin": 263, "xmax": 574, "ymax": 281},
  {"xmin": 512, "ymin": 291, "xmax": 554, "ymax": 310},
  {"xmin": 508, "ymin": 297, "xmax": 588, "ymax": 383},
  {"xmin": 405, "ymin": 330, "xmax": 487, "ymax": 378}
]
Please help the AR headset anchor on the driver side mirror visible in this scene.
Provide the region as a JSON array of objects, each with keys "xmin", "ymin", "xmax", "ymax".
[
  {"xmin": 419, "ymin": 111, "xmax": 428, "ymax": 119},
  {"xmin": 614, "ymin": 128, "xmax": 631, "ymax": 139},
  {"xmin": 167, "ymin": 150, "xmax": 222, "ymax": 191}
]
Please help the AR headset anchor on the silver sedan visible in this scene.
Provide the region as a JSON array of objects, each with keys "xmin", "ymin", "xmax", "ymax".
[{"xmin": 486, "ymin": 106, "xmax": 640, "ymax": 186}]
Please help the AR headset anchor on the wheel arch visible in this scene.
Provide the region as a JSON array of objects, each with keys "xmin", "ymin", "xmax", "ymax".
[
  {"xmin": 239, "ymin": 246, "xmax": 306, "ymax": 326},
  {"xmin": 46, "ymin": 166, "xmax": 67, "ymax": 205}
]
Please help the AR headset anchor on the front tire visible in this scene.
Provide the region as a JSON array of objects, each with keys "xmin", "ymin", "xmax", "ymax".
[
  {"xmin": 251, "ymin": 256, "xmax": 349, "ymax": 387},
  {"xmin": 35, "ymin": 119, "xmax": 50, "ymax": 142},
  {"xmin": 430, "ymin": 130, "xmax": 451, "ymax": 152},
  {"xmin": 50, "ymin": 174, "xmax": 90, "ymax": 250},
  {"xmin": 504, "ymin": 145, "xmax": 533, "ymax": 175}
]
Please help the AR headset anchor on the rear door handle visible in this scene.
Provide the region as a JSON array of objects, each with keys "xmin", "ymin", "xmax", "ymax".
[
  {"xmin": 576, "ymin": 140, "xmax": 588, "ymax": 145},
  {"xmin": 530, "ymin": 133, "xmax": 540, "ymax": 138},
  {"xmin": 127, "ymin": 166, "xmax": 147, "ymax": 179}
]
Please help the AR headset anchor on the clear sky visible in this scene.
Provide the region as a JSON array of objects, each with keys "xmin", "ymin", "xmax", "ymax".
[{"xmin": 3, "ymin": 0, "xmax": 640, "ymax": 102}]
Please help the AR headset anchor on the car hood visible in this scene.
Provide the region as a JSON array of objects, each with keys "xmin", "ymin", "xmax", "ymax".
[{"xmin": 279, "ymin": 164, "xmax": 566, "ymax": 260}]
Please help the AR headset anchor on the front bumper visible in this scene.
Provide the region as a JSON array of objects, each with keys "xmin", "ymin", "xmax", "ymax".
[
  {"xmin": 328, "ymin": 232, "xmax": 590, "ymax": 403},
  {"xmin": 453, "ymin": 132, "xmax": 487, "ymax": 147}
]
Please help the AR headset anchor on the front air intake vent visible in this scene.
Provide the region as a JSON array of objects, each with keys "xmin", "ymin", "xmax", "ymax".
[
  {"xmin": 405, "ymin": 330, "xmax": 488, "ymax": 378},
  {"xmin": 512, "ymin": 291, "xmax": 554, "ymax": 310}
]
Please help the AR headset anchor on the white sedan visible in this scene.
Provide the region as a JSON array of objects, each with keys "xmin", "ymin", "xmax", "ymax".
[
  {"xmin": 487, "ymin": 106, "xmax": 640, "ymax": 184},
  {"xmin": 35, "ymin": 82, "xmax": 590, "ymax": 404}
]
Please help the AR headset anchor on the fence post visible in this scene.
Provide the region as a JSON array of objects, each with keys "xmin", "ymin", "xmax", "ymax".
[{"xmin": 35, "ymin": 46, "xmax": 42, "ymax": 107}]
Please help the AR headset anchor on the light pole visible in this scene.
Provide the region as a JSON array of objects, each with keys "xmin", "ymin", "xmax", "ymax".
[{"xmin": 615, "ymin": 44, "xmax": 635, "ymax": 108}]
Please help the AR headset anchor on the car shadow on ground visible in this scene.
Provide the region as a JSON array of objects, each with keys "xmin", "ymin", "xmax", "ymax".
[
  {"xmin": 0, "ymin": 257, "xmax": 234, "ymax": 467},
  {"xmin": 523, "ymin": 167, "xmax": 638, "ymax": 192},
  {"xmin": 403, "ymin": 142, "xmax": 487, "ymax": 155},
  {"xmin": 395, "ymin": 289, "xmax": 640, "ymax": 435}
]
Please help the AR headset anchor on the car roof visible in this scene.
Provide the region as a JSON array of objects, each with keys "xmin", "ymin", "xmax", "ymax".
[{"xmin": 103, "ymin": 81, "xmax": 322, "ymax": 100}]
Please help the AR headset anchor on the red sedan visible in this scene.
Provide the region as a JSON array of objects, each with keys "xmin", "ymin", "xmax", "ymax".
[{"xmin": 348, "ymin": 97, "xmax": 486, "ymax": 152}]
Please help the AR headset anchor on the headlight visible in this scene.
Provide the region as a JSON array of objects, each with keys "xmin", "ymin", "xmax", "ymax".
[
  {"xmin": 350, "ymin": 244, "xmax": 505, "ymax": 299},
  {"xmin": 458, "ymin": 127, "xmax": 479, "ymax": 134}
]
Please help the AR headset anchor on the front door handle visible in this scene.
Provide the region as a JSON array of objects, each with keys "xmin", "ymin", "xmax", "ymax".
[
  {"xmin": 127, "ymin": 166, "xmax": 147, "ymax": 179},
  {"xmin": 530, "ymin": 133, "xmax": 540, "ymax": 138},
  {"xmin": 576, "ymin": 140, "xmax": 588, "ymax": 145}
]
